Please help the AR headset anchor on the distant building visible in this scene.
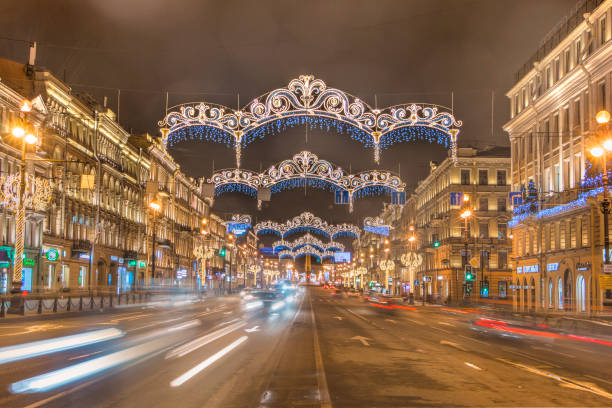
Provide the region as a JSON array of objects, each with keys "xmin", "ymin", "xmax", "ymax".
[
  {"xmin": 411, "ymin": 147, "xmax": 512, "ymax": 303},
  {"xmin": 504, "ymin": 0, "xmax": 612, "ymax": 313}
]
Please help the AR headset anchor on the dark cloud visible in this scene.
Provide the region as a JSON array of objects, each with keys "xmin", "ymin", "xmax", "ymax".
[{"xmin": 0, "ymin": 0, "xmax": 577, "ymax": 224}]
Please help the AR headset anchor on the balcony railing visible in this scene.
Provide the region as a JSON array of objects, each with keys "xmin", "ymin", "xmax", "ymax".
[{"xmin": 72, "ymin": 239, "xmax": 92, "ymax": 252}]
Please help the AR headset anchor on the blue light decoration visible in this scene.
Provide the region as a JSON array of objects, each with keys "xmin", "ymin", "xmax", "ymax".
[
  {"xmin": 363, "ymin": 216, "xmax": 391, "ymax": 237},
  {"xmin": 207, "ymin": 151, "xmax": 405, "ymax": 213},
  {"xmin": 254, "ymin": 211, "xmax": 360, "ymax": 240},
  {"xmin": 272, "ymin": 233, "xmax": 344, "ymax": 255},
  {"xmin": 225, "ymin": 214, "xmax": 252, "ymax": 236},
  {"xmin": 159, "ymin": 75, "xmax": 462, "ymax": 167}
]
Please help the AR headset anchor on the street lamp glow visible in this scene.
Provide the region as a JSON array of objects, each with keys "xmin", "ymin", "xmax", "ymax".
[
  {"xmin": 24, "ymin": 133, "xmax": 38, "ymax": 145},
  {"xmin": 12, "ymin": 126, "xmax": 25, "ymax": 138},
  {"xmin": 463, "ymin": 194, "xmax": 470, "ymax": 202},
  {"xmin": 596, "ymin": 110, "xmax": 611, "ymax": 124},
  {"xmin": 20, "ymin": 101, "xmax": 32, "ymax": 113},
  {"xmin": 460, "ymin": 209, "xmax": 472, "ymax": 219},
  {"xmin": 200, "ymin": 229, "xmax": 209, "ymax": 235},
  {"xmin": 149, "ymin": 201, "xmax": 161, "ymax": 211},
  {"xmin": 604, "ymin": 139, "xmax": 612, "ymax": 151},
  {"xmin": 201, "ymin": 218, "xmax": 208, "ymax": 225},
  {"xmin": 591, "ymin": 146, "xmax": 605, "ymax": 157},
  {"xmin": 408, "ymin": 236, "xmax": 416, "ymax": 243}
]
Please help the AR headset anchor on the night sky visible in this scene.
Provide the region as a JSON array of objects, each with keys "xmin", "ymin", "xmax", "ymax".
[{"xmin": 0, "ymin": 0, "xmax": 578, "ymax": 234}]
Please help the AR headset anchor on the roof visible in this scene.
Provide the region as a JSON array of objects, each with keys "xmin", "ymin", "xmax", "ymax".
[{"xmin": 474, "ymin": 146, "xmax": 511, "ymax": 158}]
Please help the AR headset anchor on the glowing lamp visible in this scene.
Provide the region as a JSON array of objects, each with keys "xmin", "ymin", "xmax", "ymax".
[
  {"xmin": 604, "ymin": 139, "xmax": 612, "ymax": 151},
  {"xmin": 12, "ymin": 126, "xmax": 25, "ymax": 138},
  {"xmin": 20, "ymin": 101, "xmax": 32, "ymax": 113},
  {"xmin": 596, "ymin": 110, "xmax": 611, "ymax": 124},
  {"xmin": 460, "ymin": 209, "xmax": 472, "ymax": 218},
  {"xmin": 24, "ymin": 133, "xmax": 37, "ymax": 145},
  {"xmin": 149, "ymin": 201, "xmax": 161, "ymax": 211},
  {"xmin": 591, "ymin": 146, "xmax": 605, "ymax": 157}
]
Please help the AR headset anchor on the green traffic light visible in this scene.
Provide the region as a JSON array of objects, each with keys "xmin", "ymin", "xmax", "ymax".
[
  {"xmin": 220, "ymin": 248, "xmax": 226, "ymax": 257},
  {"xmin": 433, "ymin": 241, "xmax": 440, "ymax": 248}
]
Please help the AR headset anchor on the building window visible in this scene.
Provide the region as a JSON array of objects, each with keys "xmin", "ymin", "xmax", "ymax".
[
  {"xmin": 479, "ymin": 197, "xmax": 488, "ymax": 211},
  {"xmin": 478, "ymin": 169, "xmax": 488, "ymax": 185},
  {"xmin": 546, "ymin": 66, "xmax": 552, "ymax": 89},
  {"xmin": 588, "ymin": 30, "xmax": 594, "ymax": 55},
  {"xmin": 575, "ymin": 38, "xmax": 582, "ymax": 65},
  {"xmin": 497, "ymin": 223, "xmax": 507, "ymax": 239},
  {"xmin": 497, "ymin": 198, "xmax": 507, "ymax": 212},
  {"xmin": 599, "ymin": 81, "xmax": 607, "ymax": 111},
  {"xmin": 563, "ymin": 106, "xmax": 570, "ymax": 141},
  {"xmin": 574, "ymin": 99, "xmax": 581, "ymax": 133},
  {"xmin": 479, "ymin": 222, "xmax": 489, "ymax": 238},
  {"xmin": 554, "ymin": 57, "xmax": 560, "ymax": 82},
  {"xmin": 514, "ymin": 94, "xmax": 519, "ymax": 116},
  {"xmin": 601, "ymin": 16, "xmax": 609, "ymax": 45},
  {"xmin": 498, "ymin": 251, "xmax": 507, "ymax": 269},
  {"xmin": 564, "ymin": 47, "xmax": 571, "ymax": 73},
  {"xmin": 461, "ymin": 169, "xmax": 470, "ymax": 185},
  {"xmin": 497, "ymin": 170, "xmax": 506, "ymax": 186},
  {"xmin": 553, "ymin": 114, "xmax": 559, "ymax": 147},
  {"xmin": 544, "ymin": 120, "xmax": 550, "ymax": 148}
]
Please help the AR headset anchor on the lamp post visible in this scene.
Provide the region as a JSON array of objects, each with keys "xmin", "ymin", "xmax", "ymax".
[
  {"xmin": 11, "ymin": 101, "xmax": 39, "ymax": 293},
  {"xmin": 460, "ymin": 195, "xmax": 472, "ymax": 303},
  {"xmin": 590, "ymin": 110, "xmax": 612, "ymax": 265},
  {"xmin": 149, "ymin": 201, "xmax": 161, "ymax": 285}
]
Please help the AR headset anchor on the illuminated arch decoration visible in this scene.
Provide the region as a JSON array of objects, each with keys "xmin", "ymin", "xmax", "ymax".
[
  {"xmin": 277, "ymin": 247, "xmax": 336, "ymax": 261},
  {"xmin": 0, "ymin": 174, "xmax": 53, "ymax": 211},
  {"xmin": 159, "ymin": 75, "xmax": 462, "ymax": 166},
  {"xmin": 208, "ymin": 151, "xmax": 405, "ymax": 212},
  {"xmin": 363, "ymin": 216, "xmax": 392, "ymax": 236},
  {"xmin": 272, "ymin": 233, "xmax": 344, "ymax": 254},
  {"xmin": 254, "ymin": 211, "xmax": 360, "ymax": 240}
]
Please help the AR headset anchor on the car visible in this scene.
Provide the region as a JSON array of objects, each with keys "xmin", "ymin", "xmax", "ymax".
[
  {"xmin": 347, "ymin": 289, "xmax": 360, "ymax": 297},
  {"xmin": 367, "ymin": 294, "xmax": 397, "ymax": 312},
  {"xmin": 331, "ymin": 289, "xmax": 343, "ymax": 297}
]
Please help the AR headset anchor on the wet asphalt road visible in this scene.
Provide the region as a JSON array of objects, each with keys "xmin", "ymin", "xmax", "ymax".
[{"xmin": 0, "ymin": 287, "xmax": 611, "ymax": 407}]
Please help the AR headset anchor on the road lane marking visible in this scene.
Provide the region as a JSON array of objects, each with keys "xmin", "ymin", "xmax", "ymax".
[
  {"xmin": 585, "ymin": 375, "xmax": 612, "ymax": 387},
  {"xmin": 404, "ymin": 318, "xmax": 425, "ymax": 326},
  {"xmin": 464, "ymin": 362, "xmax": 482, "ymax": 371},
  {"xmin": 458, "ymin": 334, "xmax": 489, "ymax": 346},
  {"xmin": 170, "ymin": 336, "xmax": 248, "ymax": 387},
  {"xmin": 126, "ymin": 317, "xmax": 186, "ymax": 332},
  {"xmin": 502, "ymin": 348, "xmax": 561, "ymax": 368},
  {"xmin": 430, "ymin": 326, "xmax": 451, "ymax": 334},
  {"xmin": 497, "ymin": 358, "xmax": 612, "ymax": 401},
  {"xmin": 166, "ymin": 321, "xmax": 246, "ymax": 359},
  {"xmin": 440, "ymin": 340, "xmax": 467, "ymax": 351},
  {"xmin": 333, "ymin": 316, "xmax": 343, "ymax": 320},
  {"xmin": 351, "ymin": 336, "xmax": 372, "ymax": 346},
  {"xmin": 68, "ymin": 350, "xmax": 104, "ymax": 361},
  {"xmin": 438, "ymin": 321, "xmax": 455, "ymax": 327},
  {"xmin": 385, "ymin": 319, "xmax": 397, "ymax": 324},
  {"xmin": 310, "ymin": 296, "xmax": 332, "ymax": 408},
  {"xmin": 245, "ymin": 326, "xmax": 259, "ymax": 333}
]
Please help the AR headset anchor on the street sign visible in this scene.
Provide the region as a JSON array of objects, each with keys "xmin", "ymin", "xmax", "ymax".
[
  {"xmin": 604, "ymin": 264, "xmax": 612, "ymax": 274},
  {"xmin": 423, "ymin": 276, "xmax": 432, "ymax": 283},
  {"xmin": 469, "ymin": 257, "xmax": 478, "ymax": 267},
  {"xmin": 600, "ymin": 275, "xmax": 612, "ymax": 290}
]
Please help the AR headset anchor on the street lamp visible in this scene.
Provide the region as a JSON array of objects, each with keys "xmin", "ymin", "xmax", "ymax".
[
  {"xmin": 590, "ymin": 109, "xmax": 612, "ymax": 265},
  {"xmin": 460, "ymin": 201, "xmax": 472, "ymax": 302},
  {"xmin": 10, "ymin": 101, "xmax": 39, "ymax": 293},
  {"xmin": 149, "ymin": 201, "xmax": 161, "ymax": 284}
]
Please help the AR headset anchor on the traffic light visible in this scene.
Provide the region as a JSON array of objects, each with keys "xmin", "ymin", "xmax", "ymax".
[
  {"xmin": 219, "ymin": 247, "xmax": 226, "ymax": 257},
  {"xmin": 481, "ymin": 280, "xmax": 489, "ymax": 297},
  {"xmin": 465, "ymin": 265, "xmax": 474, "ymax": 282},
  {"xmin": 433, "ymin": 241, "xmax": 440, "ymax": 248}
]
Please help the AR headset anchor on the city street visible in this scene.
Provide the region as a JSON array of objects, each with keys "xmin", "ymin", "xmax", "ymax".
[{"xmin": 0, "ymin": 287, "xmax": 611, "ymax": 407}]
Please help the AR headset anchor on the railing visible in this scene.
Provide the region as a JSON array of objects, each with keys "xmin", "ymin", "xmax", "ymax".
[{"xmin": 72, "ymin": 239, "xmax": 92, "ymax": 252}]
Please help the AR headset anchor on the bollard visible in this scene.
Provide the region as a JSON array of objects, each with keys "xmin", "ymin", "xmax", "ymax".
[
  {"xmin": 0, "ymin": 298, "xmax": 5, "ymax": 317},
  {"xmin": 90, "ymin": 295, "xmax": 94, "ymax": 310},
  {"xmin": 110, "ymin": 294, "xmax": 113, "ymax": 308},
  {"xmin": 101, "ymin": 296, "xmax": 104, "ymax": 309},
  {"xmin": 79, "ymin": 296, "xmax": 83, "ymax": 311},
  {"xmin": 53, "ymin": 297, "xmax": 57, "ymax": 313},
  {"xmin": 67, "ymin": 296, "xmax": 71, "ymax": 311},
  {"xmin": 37, "ymin": 298, "xmax": 42, "ymax": 314}
]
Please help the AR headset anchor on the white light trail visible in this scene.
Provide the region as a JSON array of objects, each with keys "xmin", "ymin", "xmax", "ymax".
[
  {"xmin": 244, "ymin": 300, "xmax": 263, "ymax": 310},
  {"xmin": 0, "ymin": 328, "xmax": 124, "ymax": 365},
  {"xmin": 165, "ymin": 321, "xmax": 246, "ymax": 359},
  {"xmin": 9, "ymin": 320, "xmax": 199, "ymax": 394},
  {"xmin": 170, "ymin": 336, "xmax": 248, "ymax": 387},
  {"xmin": 271, "ymin": 301, "xmax": 285, "ymax": 311}
]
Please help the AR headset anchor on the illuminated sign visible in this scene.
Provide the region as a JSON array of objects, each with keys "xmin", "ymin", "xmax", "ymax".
[
  {"xmin": 110, "ymin": 256, "xmax": 119, "ymax": 261},
  {"xmin": 128, "ymin": 260, "xmax": 137, "ymax": 267},
  {"xmin": 517, "ymin": 264, "xmax": 538, "ymax": 274},
  {"xmin": 576, "ymin": 262, "xmax": 590, "ymax": 271},
  {"xmin": 333, "ymin": 252, "xmax": 351, "ymax": 263},
  {"xmin": 79, "ymin": 253, "xmax": 91, "ymax": 260},
  {"xmin": 176, "ymin": 269, "xmax": 187, "ymax": 279},
  {"xmin": 138, "ymin": 261, "xmax": 146, "ymax": 268},
  {"xmin": 23, "ymin": 258, "xmax": 35, "ymax": 266},
  {"xmin": 546, "ymin": 263, "xmax": 559, "ymax": 272},
  {"xmin": 46, "ymin": 249, "xmax": 59, "ymax": 262}
]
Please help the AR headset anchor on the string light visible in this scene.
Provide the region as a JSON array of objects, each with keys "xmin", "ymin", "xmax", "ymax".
[
  {"xmin": 160, "ymin": 75, "xmax": 462, "ymax": 165},
  {"xmin": 254, "ymin": 211, "xmax": 360, "ymax": 240}
]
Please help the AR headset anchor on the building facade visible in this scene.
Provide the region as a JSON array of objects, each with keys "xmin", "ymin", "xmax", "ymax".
[
  {"xmin": 412, "ymin": 147, "xmax": 513, "ymax": 303},
  {"xmin": 504, "ymin": 0, "xmax": 612, "ymax": 313},
  {"xmin": 0, "ymin": 57, "xmax": 228, "ymax": 295}
]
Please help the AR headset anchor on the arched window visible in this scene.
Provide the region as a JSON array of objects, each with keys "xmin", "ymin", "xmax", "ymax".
[
  {"xmin": 557, "ymin": 277, "xmax": 564, "ymax": 310},
  {"xmin": 576, "ymin": 275, "xmax": 586, "ymax": 312},
  {"xmin": 548, "ymin": 278, "xmax": 553, "ymax": 308}
]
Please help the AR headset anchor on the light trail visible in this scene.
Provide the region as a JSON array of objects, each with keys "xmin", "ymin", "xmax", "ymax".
[
  {"xmin": 170, "ymin": 336, "xmax": 248, "ymax": 387},
  {"xmin": 0, "ymin": 328, "xmax": 124, "ymax": 365},
  {"xmin": 166, "ymin": 321, "xmax": 246, "ymax": 359}
]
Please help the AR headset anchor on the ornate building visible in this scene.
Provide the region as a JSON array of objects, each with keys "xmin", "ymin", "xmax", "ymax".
[
  {"xmin": 411, "ymin": 147, "xmax": 512, "ymax": 303},
  {"xmin": 505, "ymin": 0, "xmax": 612, "ymax": 313},
  {"xmin": 0, "ymin": 57, "xmax": 219, "ymax": 294}
]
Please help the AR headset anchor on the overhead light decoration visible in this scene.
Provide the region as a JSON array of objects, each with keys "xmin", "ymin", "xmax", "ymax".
[
  {"xmin": 363, "ymin": 216, "xmax": 392, "ymax": 236},
  {"xmin": 254, "ymin": 211, "xmax": 361, "ymax": 240},
  {"xmin": 159, "ymin": 75, "xmax": 462, "ymax": 166},
  {"xmin": 379, "ymin": 259, "xmax": 395, "ymax": 271},
  {"xmin": 277, "ymin": 246, "xmax": 336, "ymax": 261},
  {"xmin": 206, "ymin": 151, "xmax": 405, "ymax": 212},
  {"xmin": 272, "ymin": 233, "xmax": 345, "ymax": 254}
]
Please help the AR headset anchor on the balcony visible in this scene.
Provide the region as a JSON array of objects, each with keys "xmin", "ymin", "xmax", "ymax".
[
  {"xmin": 123, "ymin": 250, "xmax": 138, "ymax": 260},
  {"xmin": 157, "ymin": 238, "xmax": 172, "ymax": 249},
  {"xmin": 72, "ymin": 239, "xmax": 92, "ymax": 253}
]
